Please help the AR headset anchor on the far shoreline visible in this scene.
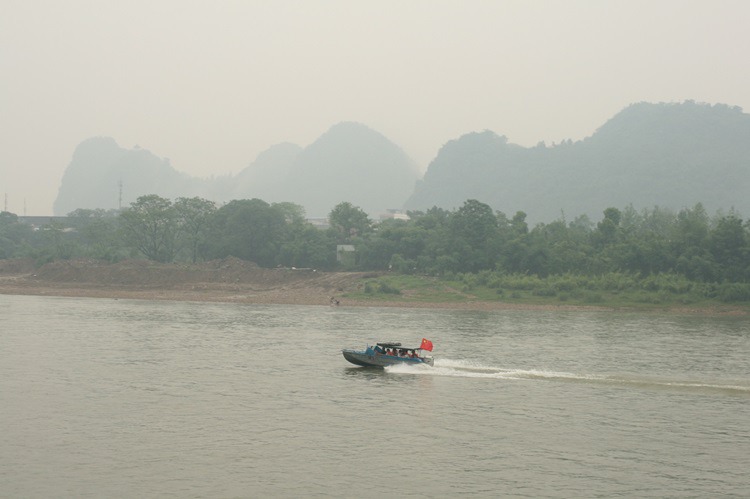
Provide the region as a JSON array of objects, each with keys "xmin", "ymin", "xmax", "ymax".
[
  {"xmin": 1, "ymin": 281, "xmax": 747, "ymax": 317},
  {"xmin": 0, "ymin": 258, "xmax": 747, "ymax": 316}
]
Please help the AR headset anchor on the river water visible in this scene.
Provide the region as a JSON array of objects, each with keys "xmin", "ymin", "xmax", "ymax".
[{"xmin": 1, "ymin": 294, "xmax": 749, "ymax": 497}]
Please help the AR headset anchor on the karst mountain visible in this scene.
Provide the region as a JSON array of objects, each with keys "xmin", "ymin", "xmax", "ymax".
[{"xmin": 54, "ymin": 101, "xmax": 750, "ymax": 222}]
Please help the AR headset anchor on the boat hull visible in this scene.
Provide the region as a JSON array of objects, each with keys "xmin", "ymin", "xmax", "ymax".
[{"xmin": 342, "ymin": 349, "xmax": 434, "ymax": 368}]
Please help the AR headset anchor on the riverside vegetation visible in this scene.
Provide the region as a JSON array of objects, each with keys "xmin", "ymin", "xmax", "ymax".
[{"xmin": 2, "ymin": 195, "xmax": 750, "ymax": 310}]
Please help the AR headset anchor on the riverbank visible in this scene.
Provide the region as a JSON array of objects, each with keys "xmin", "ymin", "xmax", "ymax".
[{"xmin": 0, "ymin": 258, "xmax": 747, "ymax": 315}]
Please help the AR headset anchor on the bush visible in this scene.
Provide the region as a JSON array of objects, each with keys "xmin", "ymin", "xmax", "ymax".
[
  {"xmin": 552, "ymin": 276, "xmax": 577, "ymax": 292},
  {"xmin": 596, "ymin": 272, "xmax": 638, "ymax": 292},
  {"xmin": 475, "ymin": 270, "xmax": 494, "ymax": 286},
  {"xmin": 502, "ymin": 274, "xmax": 543, "ymax": 291},
  {"xmin": 389, "ymin": 254, "xmax": 416, "ymax": 274},
  {"xmin": 379, "ymin": 282, "xmax": 402, "ymax": 295},
  {"xmin": 718, "ymin": 283, "xmax": 750, "ymax": 302},
  {"xmin": 532, "ymin": 287, "xmax": 556, "ymax": 297},
  {"xmin": 442, "ymin": 271, "xmax": 456, "ymax": 282},
  {"xmin": 640, "ymin": 273, "xmax": 694, "ymax": 294},
  {"xmin": 364, "ymin": 280, "xmax": 401, "ymax": 295},
  {"xmin": 487, "ymin": 278, "xmax": 503, "ymax": 289}
]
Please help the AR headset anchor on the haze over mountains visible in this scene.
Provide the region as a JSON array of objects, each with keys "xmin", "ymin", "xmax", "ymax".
[
  {"xmin": 54, "ymin": 122, "xmax": 420, "ymax": 218},
  {"xmin": 54, "ymin": 101, "xmax": 750, "ymax": 222},
  {"xmin": 407, "ymin": 101, "xmax": 750, "ymax": 222}
]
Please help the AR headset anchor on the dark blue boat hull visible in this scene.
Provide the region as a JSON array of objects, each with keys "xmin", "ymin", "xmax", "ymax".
[{"xmin": 342, "ymin": 347, "xmax": 434, "ymax": 368}]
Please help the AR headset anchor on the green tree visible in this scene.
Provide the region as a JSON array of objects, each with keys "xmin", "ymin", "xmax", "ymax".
[
  {"xmin": 410, "ymin": 207, "xmax": 450, "ymax": 231},
  {"xmin": 38, "ymin": 220, "xmax": 78, "ymax": 260},
  {"xmin": 673, "ymin": 204, "xmax": 714, "ymax": 280},
  {"xmin": 496, "ymin": 211, "xmax": 533, "ymax": 274},
  {"xmin": 357, "ymin": 229, "xmax": 399, "ymax": 269},
  {"xmin": 328, "ymin": 202, "xmax": 372, "ymax": 242},
  {"xmin": 119, "ymin": 194, "xmax": 178, "ymax": 262},
  {"xmin": 614, "ymin": 206, "xmax": 675, "ymax": 275},
  {"xmin": 448, "ymin": 199, "xmax": 500, "ymax": 272},
  {"xmin": 277, "ymin": 222, "xmax": 335, "ymax": 269},
  {"xmin": 511, "ymin": 211, "xmax": 529, "ymax": 235},
  {"xmin": 174, "ymin": 197, "xmax": 216, "ymax": 263},
  {"xmin": 206, "ymin": 199, "xmax": 285, "ymax": 266},
  {"xmin": 406, "ymin": 207, "xmax": 451, "ymax": 274},
  {"xmin": 673, "ymin": 203, "xmax": 709, "ymax": 251},
  {"xmin": 369, "ymin": 218, "xmax": 428, "ymax": 272},
  {"xmin": 274, "ymin": 202, "xmax": 334, "ymax": 269},
  {"xmin": 272, "ymin": 202, "xmax": 307, "ymax": 225},
  {"xmin": 0, "ymin": 211, "xmax": 34, "ymax": 259},
  {"xmin": 531, "ymin": 219, "xmax": 588, "ymax": 275},
  {"xmin": 595, "ymin": 207, "xmax": 622, "ymax": 246},
  {"xmin": 709, "ymin": 214, "xmax": 747, "ymax": 281},
  {"xmin": 67, "ymin": 208, "xmax": 123, "ymax": 261}
]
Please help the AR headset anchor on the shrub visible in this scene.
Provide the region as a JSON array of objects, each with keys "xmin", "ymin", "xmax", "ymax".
[
  {"xmin": 584, "ymin": 292, "xmax": 604, "ymax": 303},
  {"xmin": 718, "ymin": 283, "xmax": 750, "ymax": 302},
  {"xmin": 552, "ymin": 276, "xmax": 577, "ymax": 292},
  {"xmin": 364, "ymin": 280, "xmax": 401, "ymax": 295},
  {"xmin": 532, "ymin": 287, "xmax": 556, "ymax": 297},
  {"xmin": 378, "ymin": 282, "xmax": 402, "ymax": 295}
]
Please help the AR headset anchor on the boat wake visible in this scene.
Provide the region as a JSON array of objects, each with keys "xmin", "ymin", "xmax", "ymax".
[{"xmin": 385, "ymin": 358, "xmax": 750, "ymax": 397}]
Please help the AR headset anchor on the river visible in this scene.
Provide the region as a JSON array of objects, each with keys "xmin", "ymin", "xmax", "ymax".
[{"xmin": 1, "ymin": 294, "xmax": 748, "ymax": 497}]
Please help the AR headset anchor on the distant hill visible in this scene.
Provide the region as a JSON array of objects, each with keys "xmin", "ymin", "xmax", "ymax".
[
  {"xmin": 228, "ymin": 142, "xmax": 302, "ymax": 202},
  {"xmin": 229, "ymin": 122, "xmax": 420, "ymax": 217},
  {"xmin": 55, "ymin": 102, "xmax": 750, "ymax": 222},
  {"xmin": 281, "ymin": 122, "xmax": 420, "ymax": 217},
  {"xmin": 53, "ymin": 122, "xmax": 420, "ymax": 217},
  {"xmin": 53, "ymin": 137, "xmax": 202, "ymax": 215},
  {"xmin": 405, "ymin": 101, "xmax": 750, "ymax": 222}
]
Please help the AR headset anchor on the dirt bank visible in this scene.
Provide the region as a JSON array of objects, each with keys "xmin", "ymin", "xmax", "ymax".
[
  {"xmin": 0, "ymin": 258, "xmax": 745, "ymax": 315},
  {"xmin": 0, "ymin": 257, "xmax": 379, "ymax": 306},
  {"xmin": 0, "ymin": 257, "xmax": 600, "ymax": 311}
]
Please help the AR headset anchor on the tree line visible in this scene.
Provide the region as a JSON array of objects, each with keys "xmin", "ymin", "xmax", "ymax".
[{"xmin": 1, "ymin": 195, "xmax": 749, "ymax": 288}]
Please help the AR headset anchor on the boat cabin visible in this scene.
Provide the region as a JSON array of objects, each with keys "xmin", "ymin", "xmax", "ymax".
[{"xmin": 374, "ymin": 342, "xmax": 425, "ymax": 358}]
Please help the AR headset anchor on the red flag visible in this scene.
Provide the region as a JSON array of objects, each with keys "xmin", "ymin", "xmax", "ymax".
[{"xmin": 420, "ymin": 338, "xmax": 433, "ymax": 351}]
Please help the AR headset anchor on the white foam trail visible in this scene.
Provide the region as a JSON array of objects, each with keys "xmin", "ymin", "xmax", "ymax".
[
  {"xmin": 386, "ymin": 358, "xmax": 573, "ymax": 380},
  {"xmin": 602, "ymin": 376, "xmax": 750, "ymax": 395},
  {"xmin": 384, "ymin": 358, "xmax": 750, "ymax": 396}
]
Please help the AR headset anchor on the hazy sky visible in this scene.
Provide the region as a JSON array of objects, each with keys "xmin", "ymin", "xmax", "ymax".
[{"xmin": 2, "ymin": 0, "xmax": 749, "ymax": 215}]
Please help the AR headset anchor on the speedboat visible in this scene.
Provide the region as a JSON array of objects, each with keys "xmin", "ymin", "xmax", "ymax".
[{"xmin": 342, "ymin": 338, "xmax": 434, "ymax": 367}]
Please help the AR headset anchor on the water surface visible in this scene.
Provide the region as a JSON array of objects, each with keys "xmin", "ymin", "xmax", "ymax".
[{"xmin": 1, "ymin": 295, "xmax": 748, "ymax": 497}]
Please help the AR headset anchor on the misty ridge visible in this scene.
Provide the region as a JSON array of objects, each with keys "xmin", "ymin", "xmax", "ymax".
[
  {"xmin": 54, "ymin": 122, "xmax": 420, "ymax": 219},
  {"xmin": 54, "ymin": 101, "xmax": 750, "ymax": 222}
]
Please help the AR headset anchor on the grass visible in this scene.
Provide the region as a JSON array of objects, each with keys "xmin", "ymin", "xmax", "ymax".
[
  {"xmin": 341, "ymin": 272, "xmax": 750, "ymax": 312},
  {"xmin": 345, "ymin": 274, "xmax": 471, "ymax": 303}
]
